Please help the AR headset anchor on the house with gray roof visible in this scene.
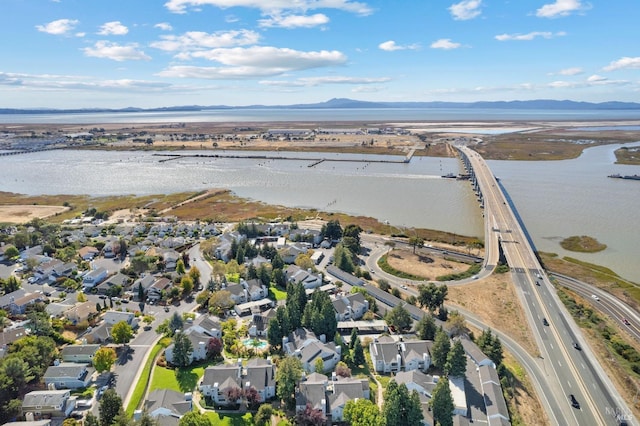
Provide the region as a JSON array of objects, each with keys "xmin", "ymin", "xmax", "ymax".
[
  {"xmin": 143, "ymin": 389, "xmax": 192, "ymax": 426},
  {"xmin": 243, "ymin": 358, "xmax": 276, "ymax": 403},
  {"xmin": 61, "ymin": 344, "xmax": 101, "ymax": 363},
  {"xmin": 394, "ymin": 370, "xmax": 439, "ymax": 398},
  {"xmin": 9, "ymin": 292, "xmax": 46, "ymax": 314},
  {"xmin": 0, "ymin": 289, "xmax": 26, "ymax": 311},
  {"xmin": 369, "ymin": 336, "xmax": 432, "ymax": 373},
  {"xmin": 325, "ymin": 265, "xmax": 364, "ymax": 287},
  {"xmin": 22, "ymin": 390, "xmax": 75, "ymax": 418},
  {"xmin": 459, "ymin": 335, "xmax": 495, "ymax": 367},
  {"xmin": 82, "ymin": 267, "xmax": 108, "ymax": 290},
  {"xmin": 225, "ymin": 283, "xmax": 247, "ymax": 304},
  {"xmin": 328, "ymin": 376, "xmax": 370, "ymax": 422},
  {"xmin": 43, "ymin": 363, "xmax": 94, "ymax": 389},
  {"xmin": 199, "ymin": 364, "xmax": 242, "ymax": 406},
  {"xmin": 283, "ymin": 328, "xmax": 341, "ymax": 373},
  {"xmin": 332, "ymin": 292, "xmax": 369, "ymax": 321},
  {"xmin": 479, "ymin": 365, "xmax": 510, "ymax": 425},
  {"xmin": 285, "ymin": 265, "xmax": 322, "ymax": 289},
  {"xmin": 295, "ymin": 373, "xmax": 328, "ymax": 415},
  {"xmin": 63, "ymin": 301, "xmax": 98, "ymax": 325},
  {"xmin": 96, "ymin": 272, "xmax": 130, "ymax": 295},
  {"xmin": 164, "ymin": 328, "xmax": 211, "ymax": 366}
]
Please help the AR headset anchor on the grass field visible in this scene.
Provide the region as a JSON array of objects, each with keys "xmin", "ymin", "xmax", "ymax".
[
  {"xmin": 204, "ymin": 412, "xmax": 254, "ymax": 426},
  {"xmin": 126, "ymin": 337, "xmax": 171, "ymax": 417},
  {"xmin": 149, "ymin": 365, "xmax": 206, "ymax": 393}
]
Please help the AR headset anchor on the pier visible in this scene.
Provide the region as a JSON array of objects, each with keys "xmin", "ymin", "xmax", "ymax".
[{"xmin": 153, "ymin": 153, "xmax": 409, "ymax": 165}]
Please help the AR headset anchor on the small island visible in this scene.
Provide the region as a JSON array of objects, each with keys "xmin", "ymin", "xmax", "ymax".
[{"xmin": 560, "ymin": 235, "xmax": 607, "ymax": 253}]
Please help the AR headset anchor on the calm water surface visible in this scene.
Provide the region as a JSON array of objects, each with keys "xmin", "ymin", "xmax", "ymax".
[{"xmin": 1, "ymin": 142, "xmax": 639, "ymax": 282}]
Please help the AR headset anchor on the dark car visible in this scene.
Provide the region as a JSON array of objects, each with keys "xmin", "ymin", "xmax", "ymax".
[
  {"xmin": 573, "ymin": 342, "xmax": 581, "ymax": 350},
  {"xmin": 622, "ymin": 318, "xmax": 631, "ymax": 326},
  {"xmin": 569, "ymin": 394, "xmax": 580, "ymax": 409},
  {"xmin": 535, "ymin": 281, "xmax": 541, "ymax": 286},
  {"xmin": 542, "ymin": 318, "xmax": 549, "ymax": 326}
]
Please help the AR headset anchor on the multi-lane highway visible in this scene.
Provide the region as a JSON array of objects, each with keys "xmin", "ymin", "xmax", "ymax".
[{"xmin": 459, "ymin": 146, "xmax": 634, "ymax": 425}]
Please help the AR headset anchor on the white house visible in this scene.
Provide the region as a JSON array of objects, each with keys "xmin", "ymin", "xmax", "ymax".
[
  {"xmin": 82, "ymin": 267, "xmax": 108, "ymax": 289},
  {"xmin": 283, "ymin": 328, "xmax": 341, "ymax": 373}
]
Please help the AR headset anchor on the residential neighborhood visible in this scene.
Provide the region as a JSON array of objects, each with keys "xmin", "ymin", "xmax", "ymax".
[{"xmin": 0, "ymin": 213, "xmax": 510, "ymax": 426}]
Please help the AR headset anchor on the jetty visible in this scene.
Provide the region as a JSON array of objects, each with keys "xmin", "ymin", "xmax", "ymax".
[
  {"xmin": 153, "ymin": 153, "xmax": 409, "ymax": 165},
  {"xmin": 608, "ymin": 173, "xmax": 640, "ymax": 181}
]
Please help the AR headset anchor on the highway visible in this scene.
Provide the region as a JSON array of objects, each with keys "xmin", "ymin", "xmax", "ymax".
[{"xmin": 459, "ymin": 146, "xmax": 634, "ymax": 425}]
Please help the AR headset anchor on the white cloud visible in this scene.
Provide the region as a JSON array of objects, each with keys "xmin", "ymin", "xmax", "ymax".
[
  {"xmin": 258, "ymin": 13, "xmax": 330, "ymax": 28},
  {"xmin": 83, "ymin": 41, "xmax": 151, "ymax": 61},
  {"xmin": 430, "ymin": 39, "xmax": 462, "ymax": 50},
  {"xmin": 98, "ymin": 21, "xmax": 129, "ymax": 36},
  {"xmin": 603, "ymin": 57, "xmax": 640, "ymax": 71},
  {"xmin": 164, "ymin": 0, "xmax": 373, "ymax": 16},
  {"xmin": 0, "ymin": 71, "xmax": 171, "ymax": 92},
  {"xmin": 155, "ymin": 22, "xmax": 174, "ymax": 31},
  {"xmin": 151, "ymin": 30, "xmax": 260, "ymax": 52},
  {"xmin": 555, "ymin": 67, "xmax": 583, "ymax": 76},
  {"xmin": 495, "ymin": 31, "xmax": 566, "ymax": 41},
  {"xmin": 36, "ymin": 19, "xmax": 79, "ymax": 35},
  {"xmin": 449, "ymin": 0, "xmax": 482, "ymax": 21},
  {"xmin": 378, "ymin": 40, "xmax": 420, "ymax": 51},
  {"xmin": 260, "ymin": 76, "xmax": 391, "ymax": 87},
  {"xmin": 587, "ymin": 74, "xmax": 606, "ymax": 82},
  {"xmin": 158, "ymin": 46, "xmax": 347, "ymax": 79},
  {"xmin": 536, "ymin": 0, "xmax": 589, "ymax": 18}
]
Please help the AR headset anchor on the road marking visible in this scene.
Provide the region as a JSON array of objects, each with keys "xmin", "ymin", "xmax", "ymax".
[
  {"xmin": 567, "ymin": 381, "xmax": 572, "ymax": 388},
  {"xmin": 550, "ymin": 342, "xmax": 554, "ymax": 349},
  {"xmin": 581, "ymin": 363, "xmax": 586, "ymax": 369}
]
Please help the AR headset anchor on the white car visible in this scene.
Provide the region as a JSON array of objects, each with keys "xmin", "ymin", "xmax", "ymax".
[{"xmin": 591, "ymin": 294, "xmax": 600, "ymax": 301}]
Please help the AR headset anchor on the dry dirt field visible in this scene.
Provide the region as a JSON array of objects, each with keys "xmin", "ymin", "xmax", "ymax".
[
  {"xmin": 385, "ymin": 248, "xmax": 469, "ymax": 280},
  {"xmin": 0, "ymin": 205, "xmax": 68, "ymax": 223}
]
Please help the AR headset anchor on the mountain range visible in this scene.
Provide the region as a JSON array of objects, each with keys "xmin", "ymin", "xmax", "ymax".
[{"xmin": 2, "ymin": 98, "xmax": 640, "ymax": 114}]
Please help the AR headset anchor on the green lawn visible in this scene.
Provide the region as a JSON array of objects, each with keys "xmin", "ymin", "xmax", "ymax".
[
  {"xmin": 150, "ymin": 365, "xmax": 206, "ymax": 393},
  {"xmin": 204, "ymin": 411, "xmax": 253, "ymax": 426},
  {"xmin": 269, "ymin": 284, "xmax": 287, "ymax": 301},
  {"xmin": 126, "ymin": 337, "xmax": 171, "ymax": 417}
]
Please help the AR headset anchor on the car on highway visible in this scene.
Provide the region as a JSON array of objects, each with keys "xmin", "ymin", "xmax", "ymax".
[
  {"xmin": 569, "ymin": 394, "xmax": 580, "ymax": 409},
  {"xmin": 622, "ymin": 318, "xmax": 631, "ymax": 326},
  {"xmin": 535, "ymin": 281, "xmax": 541, "ymax": 286},
  {"xmin": 573, "ymin": 342, "xmax": 581, "ymax": 350},
  {"xmin": 542, "ymin": 318, "xmax": 549, "ymax": 326},
  {"xmin": 401, "ymin": 285, "xmax": 408, "ymax": 290},
  {"xmin": 591, "ymin": 294, "xmax": 600, "ymax": 301}
]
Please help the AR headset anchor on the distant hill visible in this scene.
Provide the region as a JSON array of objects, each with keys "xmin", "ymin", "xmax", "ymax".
[{"xmin": 2, "ymin": 98, "xmax": 640, "ymax": 114}]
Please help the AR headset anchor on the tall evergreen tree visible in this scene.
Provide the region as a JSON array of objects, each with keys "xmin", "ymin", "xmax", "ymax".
[
  {"xmin": 416, "ymin": 314, "xmax": 437, "ymax": 340},
  {"xmin": 431, "ymin": 328, "xmax": 451, "ymax": 370},
  {"xmin": 431, "ymin": 377, "xmax": 454, "ymax": 426},
  {"xmin": 445, "ymin": 340, "xmax": 467, "ymax": 377},
  {"xmin": 99, "ymin": 389, "xmax": 123, "ymax": 426},
  {"xmin": 172, "ymin": 331, "xmax": 194, "ymax": 367}
]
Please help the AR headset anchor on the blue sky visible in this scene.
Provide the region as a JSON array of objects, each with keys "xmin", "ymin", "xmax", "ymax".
[{"xmin": 1, "ymin": 0, "xmax": 639, "ymax": 108}]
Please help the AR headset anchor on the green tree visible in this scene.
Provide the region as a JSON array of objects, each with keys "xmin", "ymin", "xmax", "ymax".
[
  {"xmin": 77, "ymin": 291, "xmax": 87, "ymax": 303},
  {"xmin": 112, "ymin": 408, "xmax": 132, "ymax": 426},
  {"xmin": 1, "ymin": 357, "xmax": 32, "ymax": 393},
  {"xmin": 9, "ymin": 335, "xmax": 57, "ymax": 380},
  {"xmin": 176, "ymin": 259, "xmax": 186, "ymax": 275},
  {"xmin": 172, "ymin": 331, "xmax": 194, "ymax": 367},
  {"xmin": 352, "ymin": 337, "xmax": 365, "ymax": 366},
  {"xmin": 3, "ymin": 245, "xmax": 19, "ymax": 259},
  {"xmin": 314, "ymin": 357, "xmax": 324, "ymax": 374},
  {"xmin": 276, "ymin": 356, "xmax": 303, "ymax": 409},
  {"xmin": 385, "ymin": 303, "xmax": 412, "ymax": 332},
  {"xmin": 294, "ymin": 253, "xmax": 314, "ymax": 270},
  {"xmin": 85, "ymin": 412, "xmax": 99, "ymax": 426},
  {"xmin": 321, "ymin": 220, "xmax": 343, "ymax": 241},
  {"xmin": 377, "ymin": 278, "xmax": 390, "ymax": 292},
  {"xmin": 445, "ymin": 340, "xmax": 467, "ymax": 377},
  {"xmin": 178, "ymin": 411, "xmax": 211, "ymax": 426},
  {"xmin": 446, "ymin": 310, "xmax": 468, "ymax": 337},
  {"xmin": 180, "ymin": 276, "xmax": 194, "ymax": 295},
  {"xmin": 408, "ymin": 236, "xmax": 424, "ymax": 254},
  {"xmin": 416, "ymin": 314, "xmax": 437, "ymax": 340},
  {"xmin": 302, "ymin": 289, "xmax": 337, "ymax": 341},
  {"xmin": 431, "ymin": 377, "xmax": 454, "ymax": 426},
  {"xmin": 169, "ymin": 312, "xmax": 184, "ymax": 334},
  {"xmin": 382, "ymin": 381, "xmax": 423, "ymax": 426},
  {"xmin": 333, "ymin": 243, "xmax": 355, "ymax": 273},
  {"xmin": 342, "ymin": 224, "xmax": 362, "ymax": 254},
  {"xmin": 138, "ymin": 283, "xmax": 145, "ymax": 302},
  {"xmin": 111, "ymin": 321, "xmax": 133, "ymax": 346},
  {"xmin": 208, "ymin": 290, "xmax": 234, "ymax": 316},
  {"xmin": 349, "ymin": 328, "xmax": 359, "ymax": 350},
  {"xmin": 99, "ymin": 389, "xmax": 123, "ymax": 426},
  {"xmin": 188, "ymin": 266, "xmax": 201, "ymax": 288},
  {"xmin": 343, "ymin": 398, "xmax": 382, "ymax": 426},
  {"xmin": 476, "ymin": 329, "xmax": 503, "ymax": 366},
  {"xmin": 93, "ymin": 347, "xmax": 117, "ymax": 373},
  {"xmin": 254, "ymin": 404, "xmax": 274, "ymax": 426},
  {"xmin": 1, "ymin": 275, "xmax": 21, "ymax": 294},
  {"xmin": 431, "ymin": 328, "xmax": 451, "ymax": 370},
  {"xmin": 267, "ymin": 317, "xmax": 284, "ymax": 348}
]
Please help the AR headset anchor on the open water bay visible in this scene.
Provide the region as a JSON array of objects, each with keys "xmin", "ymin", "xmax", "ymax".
[{"xmin": 1, "ymin": 143, "xmax": 639, "ymax": 282}]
